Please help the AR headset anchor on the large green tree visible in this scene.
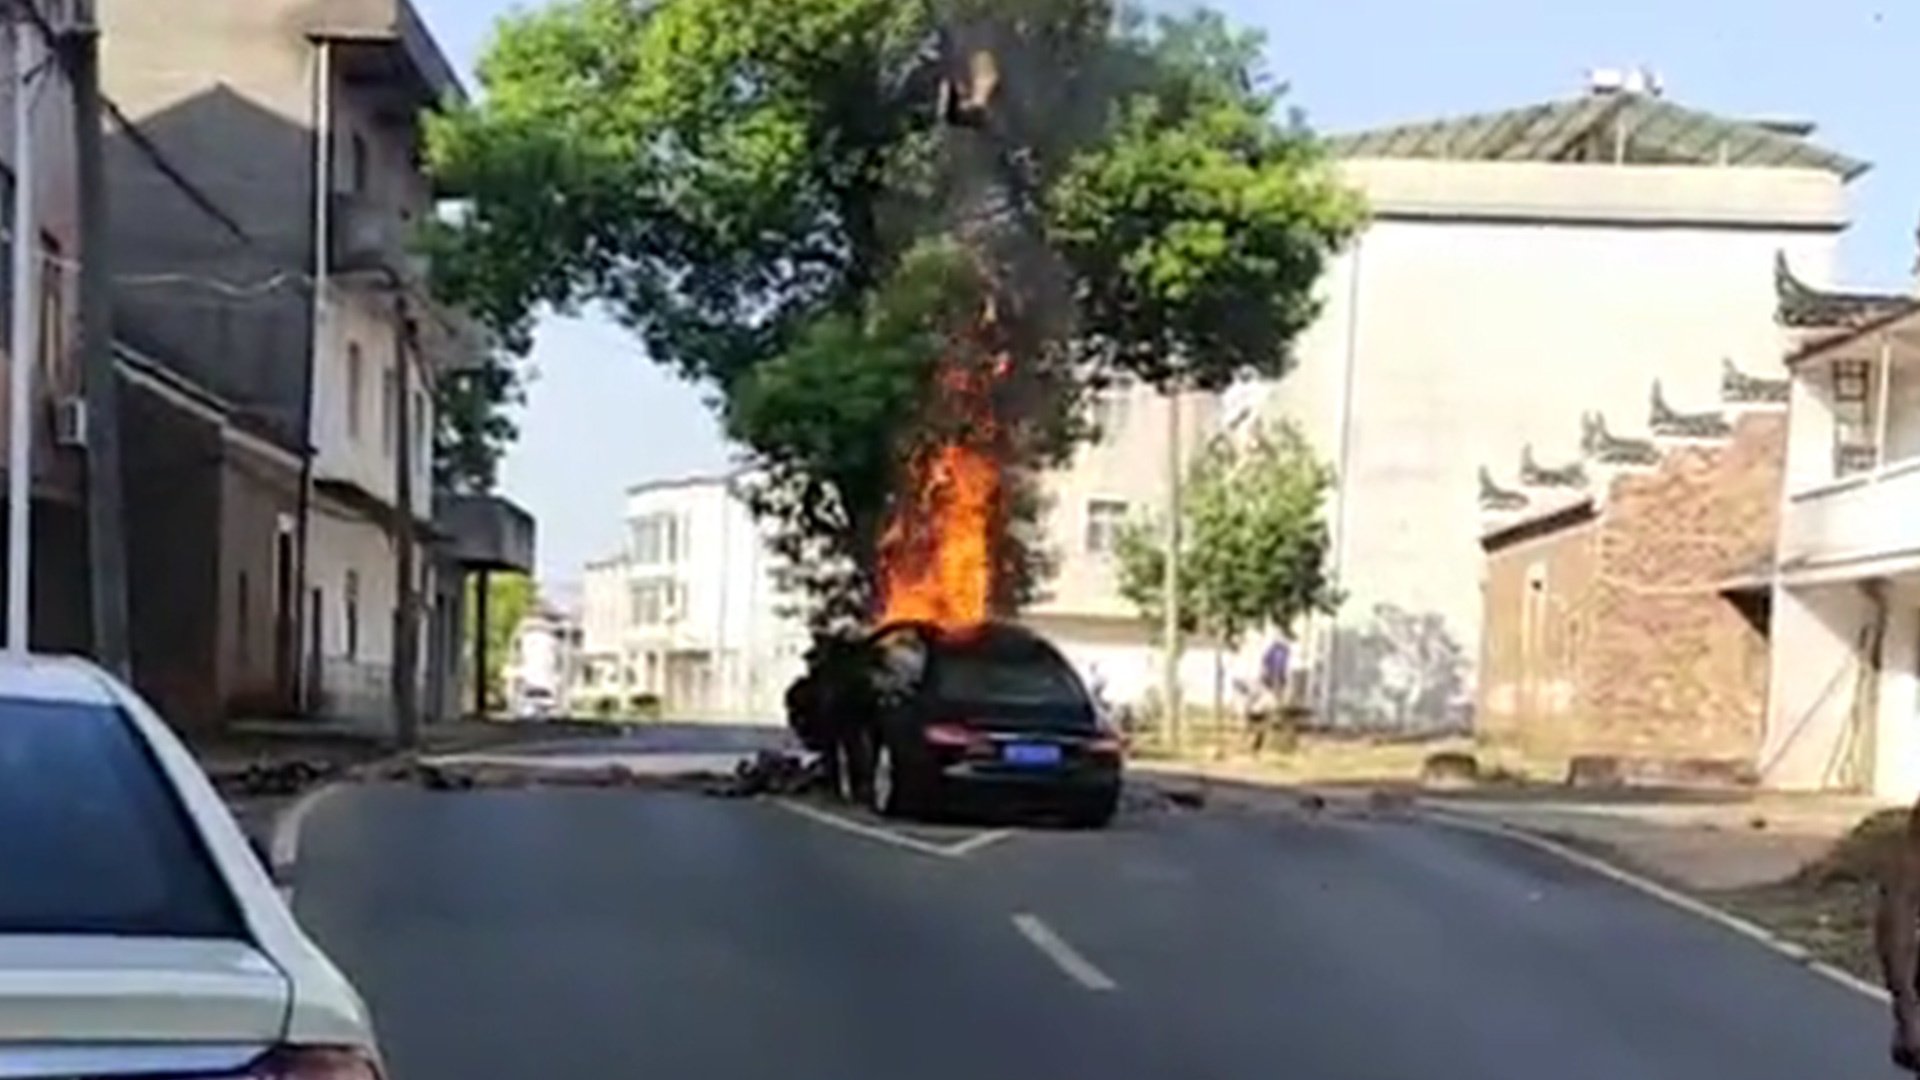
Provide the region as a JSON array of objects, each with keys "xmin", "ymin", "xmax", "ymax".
[{"xmin": 423, "ymin": 0, "xmax": 1361, "ymax": 626}]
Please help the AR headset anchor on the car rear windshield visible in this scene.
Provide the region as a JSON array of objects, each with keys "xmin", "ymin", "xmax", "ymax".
[
  {"xmin": 0, "ymin": 696, "xmax": 246, "ymax": 939},
  {"xmin": 930, "ymin": 651, "xmax": 1090, "ymax": 716}
]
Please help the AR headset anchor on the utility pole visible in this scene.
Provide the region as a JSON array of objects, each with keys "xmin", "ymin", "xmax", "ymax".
[
  {"xmin": 5, "ymin": 10, "xmax": 39, "ymax": 653},
  {"xmin": 64, "ymin": 1, "xmax": 129, "ymax": 676},
  {"xmin": 1160, "ymin": 382, "xmax": 1183, "ymax": 752},
  {"xmin": 390, "ymin": 289, "xmax": 420, "ymax": 748}
]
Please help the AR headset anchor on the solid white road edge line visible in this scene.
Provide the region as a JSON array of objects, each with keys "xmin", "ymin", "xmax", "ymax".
[
  {"xmin": 270, "ymin": 782, "xmax": 347, "ymax": 899},
  {"xmin": 1421, "ymin": 807, "xmax": 1890, "ymax": 1004},
  {"xmin": 773, "ymin": 797, "xmax": 964, "ymax": 858},
  {"xmin": 1011, "ymin": 913, "xmax": 1118, "ymax": 991},
  {"xmin": 943, "ymin": 828, "xmax": 1016, "ymax": 857}
]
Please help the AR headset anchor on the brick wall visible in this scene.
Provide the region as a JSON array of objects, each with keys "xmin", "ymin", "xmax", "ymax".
[{"xmin": 1478, "ymin": 410, "xmax": 1785, "ymax": 764}]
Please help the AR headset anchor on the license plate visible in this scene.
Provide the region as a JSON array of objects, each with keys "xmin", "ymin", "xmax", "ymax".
[{"xmin": 1002, "ymin": 742, "xmax": 1061, "ymax": 766}]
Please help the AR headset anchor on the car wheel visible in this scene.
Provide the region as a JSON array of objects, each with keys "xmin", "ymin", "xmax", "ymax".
[{"xmin": 1066, "ymin": 790, "xmax": 1119, "ymax": 830}]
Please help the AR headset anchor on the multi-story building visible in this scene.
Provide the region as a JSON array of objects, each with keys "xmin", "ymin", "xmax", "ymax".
[
  {"xmin": 1021, "ymin": 382, "xmax": 1226, "ymax": 711},
  {"xmin": 98, "ymin": 0, "xmax": 530, "ymax": 729},
  {"xmin": 1759, "ymin": 264, "xmax": 1920, "ymax": 799},
  {"xmin": 1243, "ymin": 71, "xmax": 1863, "ymax": 729},
  {"xmin": 576, "ymin": 473, "xmax": 807, "ymax": 719},
  {"xmin": 99, "ymin": 0, "xmax": 526, "ymax": 726}
]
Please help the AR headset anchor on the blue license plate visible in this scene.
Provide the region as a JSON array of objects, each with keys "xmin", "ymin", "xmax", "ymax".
[{"xmin": 1002, "ymin": 742, "xmax": 1062, "ymax": 766}]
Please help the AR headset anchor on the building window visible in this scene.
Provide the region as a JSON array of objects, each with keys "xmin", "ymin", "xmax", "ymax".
[
  {"xmin": 1832, "ymin": 359, "xmax": 1877, "ymax": 476},
  {"xmin": 1084, "ymin": 499, "xmax": 1129, "ymax": 555},
  {"xmin": 345, "ymin": 343, "xmax": 364, "ymax": 440},
  {"xmin": 1090, "ymin": 386, "xmax": 1130, "ymax": 443},
  {"xmin": 629, "ymin": 513, "xmax": 686, "ymax": 566},
  {"xmin": 380, "ymin": 364, "xmax": 398, "ymax": 457},
  {"xmin": 414, "ymin": 389, "xmax": 430, "ymax": 474},
  {"xmin": 236, "ymin": 572, "xmax": 251, "ymax": 669},
  {"xmin": 349, "ymin": 132, "xmax": 369, "ymax": 195},
  {"xmin": 628, "ymin": 578, "xmax": 685, "ymax": 627},
  {"xmin": 37, "ymin": 233, "xmax": 60, "ymax": 383},
  {"xmin": 343, "ymin": 570, "xmax": 361, "ymax": 659}
]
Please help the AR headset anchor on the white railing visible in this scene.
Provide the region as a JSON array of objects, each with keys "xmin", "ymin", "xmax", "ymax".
[{"xmin": 1783, "ymin": 456, "xmax": 1920, "ymax": 569}]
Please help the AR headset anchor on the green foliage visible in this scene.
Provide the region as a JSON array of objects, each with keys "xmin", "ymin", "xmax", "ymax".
[
  {"xmin": 1116, "ymin": 421, "xmax": 1339, "ymax": 649},
  {"xmin": 424, "ymin": 0, "xmax": 1363, "ymax": 625},
  {"xmin": 463, "ymin": 572, "xmax": 535, "ymax": 710}
]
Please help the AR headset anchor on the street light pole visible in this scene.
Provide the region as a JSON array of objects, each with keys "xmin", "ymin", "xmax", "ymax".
[{"xmin": 5, "ymin": 13, "xmax": 39, "ymax": 653}]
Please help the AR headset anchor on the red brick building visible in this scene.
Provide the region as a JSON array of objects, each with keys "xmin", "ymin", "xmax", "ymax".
[{"xmin": 1476, "ymin": 360, "xmax": 1787, "ymax": 772}]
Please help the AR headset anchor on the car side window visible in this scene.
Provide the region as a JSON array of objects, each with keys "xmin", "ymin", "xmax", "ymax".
[{"xmin": 0, "ymin": 696, "xmax": 246, "ymax": 938}]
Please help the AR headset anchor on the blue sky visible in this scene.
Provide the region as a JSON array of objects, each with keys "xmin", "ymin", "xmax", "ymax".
[{"xmin": 414, "ymin": 0, "xmax": 1913, "ymax": 585}]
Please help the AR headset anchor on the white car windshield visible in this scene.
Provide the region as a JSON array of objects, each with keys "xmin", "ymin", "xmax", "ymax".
[{"xmin": 0, "ymin": 697, "xmax": 245, "ymax": 938}]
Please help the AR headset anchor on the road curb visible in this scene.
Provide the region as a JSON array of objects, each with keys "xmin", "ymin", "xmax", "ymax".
[{"xmin": 1418, "ymin": 806, "xmax": 1889, "ymax": 1004}]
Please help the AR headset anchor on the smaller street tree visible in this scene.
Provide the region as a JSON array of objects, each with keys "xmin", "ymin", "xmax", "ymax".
[{"xmin": 1116, "ymin": 420, "xmax": 1339, "ymax": 727}]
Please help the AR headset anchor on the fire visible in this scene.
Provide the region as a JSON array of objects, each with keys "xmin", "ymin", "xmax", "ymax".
[{"xmin": 876, "ymin": 310, "xmax": 1005, "ymax": 631}]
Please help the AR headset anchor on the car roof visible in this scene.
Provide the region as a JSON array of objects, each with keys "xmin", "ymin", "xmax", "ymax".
[{"xmin": 0, "ymin": 652, "xmax": 122, "ymax": 707}]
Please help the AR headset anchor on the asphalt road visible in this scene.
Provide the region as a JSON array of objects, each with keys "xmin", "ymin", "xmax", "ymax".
[{"xmin": 291, "ymin": 749, "xmax": 1902, "ymax": 1080}]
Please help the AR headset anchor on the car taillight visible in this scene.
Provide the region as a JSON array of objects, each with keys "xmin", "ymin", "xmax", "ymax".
[
  {"xmin": 924, "ymin": 723, "xmax": 982, "ymax": 747},
  {"xmin": 215, "ymin": 1046, "xmax": 381, "ymax": 1079},
  {"xmin": 1087, "ymin": 735, "xmax": 1126, "ymax": 756}
]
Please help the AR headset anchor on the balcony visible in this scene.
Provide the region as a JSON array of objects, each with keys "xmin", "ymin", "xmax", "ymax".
[
  {"xmin": 434, "ymin": 494, "xmax": 535, "ymax": 574},
  {"xmin": 1780, "ymin": 461, "xmax": 1920, "ymax": 577}
]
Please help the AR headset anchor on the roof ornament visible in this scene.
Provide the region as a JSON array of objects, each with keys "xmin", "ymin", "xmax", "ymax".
[
  {"xmin": 1478, "ymin": 467, "xmax": 1529, "ymax": 511},
  {"xmin": 1519, "ymin": 445, "xmax": 1587, "ymax": 489},
  {"xmin": 1579, "ymin": 411, "xmax": 1661, "ymax": 465},
  {"xmin": 1720, "ymin": 358, "xmax": 1789, "ymax": 405},
  {"xmin": 1649, "ymin": 380, "xmax": 1732, "ymax": 438}
]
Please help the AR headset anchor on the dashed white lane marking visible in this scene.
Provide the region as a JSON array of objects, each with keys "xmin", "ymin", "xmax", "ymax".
[{"xmin": 1011, "ymin": 913, "xmax": 1118, "ymax": 991}]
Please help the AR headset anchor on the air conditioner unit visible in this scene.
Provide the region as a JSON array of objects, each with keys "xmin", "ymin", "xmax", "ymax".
[{"xmin": 51, "ymin": 396, "xmax": 86, "ymax": 449}]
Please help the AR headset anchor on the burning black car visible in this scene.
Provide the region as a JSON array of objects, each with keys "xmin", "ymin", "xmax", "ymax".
[{"xmin": 790, "ymin": 620, "xmax": 1123, "ymax": 828}]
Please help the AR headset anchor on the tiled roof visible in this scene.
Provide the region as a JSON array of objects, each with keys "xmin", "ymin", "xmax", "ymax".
[{"xmin": 1329, "ymin": 93, "xmax": 1866, "ymax": 179}]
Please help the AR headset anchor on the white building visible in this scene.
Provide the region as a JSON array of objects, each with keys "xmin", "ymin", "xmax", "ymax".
[
  {"xmin": 1240, "ymin": 74, "xmax": 1862, "ymax": 728},
  {"xmin": 1021, "ymin": 383, "xmax": 1230, "ymax": 712},
  {"xmin": 1761, "ymin": 271, "xmax": 1920, "ymax": 799},
  {"xmin": 576, "ymin": 473, "xmax": 808, "ymax": 719}
]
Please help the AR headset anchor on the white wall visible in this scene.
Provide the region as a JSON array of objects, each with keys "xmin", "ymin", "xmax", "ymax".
[
  {"xmin": 1257, "ymin": 159, "xmax": 1842, "ymax": 727},
  {"xmin": 310, "ymin": 287, "xmax": 433, "ymax": 521},
  {"xmin": 1762, "ymin": 582, "xmax": 1872, "ymax": 790},
  {"xmin": 307, "ymin": 507, "xmax": 399, "ymax": 720}
]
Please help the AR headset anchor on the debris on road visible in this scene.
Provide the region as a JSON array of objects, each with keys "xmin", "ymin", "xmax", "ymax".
[
  {"xmin": 212, "ymin": 757, "xmax": 346, "ymax": 798},
  {"xmin": 713, "ymin": 750, "xmax": 828, "ymax": 797}
]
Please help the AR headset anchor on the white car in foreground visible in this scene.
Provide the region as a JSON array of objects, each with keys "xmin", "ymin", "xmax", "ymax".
[{"xmin": 0, "ymin": 654, "xmax": 383, "ymax": 1079}]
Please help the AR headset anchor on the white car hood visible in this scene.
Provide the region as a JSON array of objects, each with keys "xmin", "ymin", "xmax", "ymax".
[{"xmin": 0, "ymin": 935, "xmax": 287, "ymax": 1043}]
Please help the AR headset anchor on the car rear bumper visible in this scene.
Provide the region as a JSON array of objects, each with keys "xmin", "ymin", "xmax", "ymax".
[{"xmin": 933, "ymin": 761, "xmax": 1122, "ymax": 808}]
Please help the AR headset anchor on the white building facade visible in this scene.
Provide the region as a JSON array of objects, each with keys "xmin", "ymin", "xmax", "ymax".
[
  {"xmin": 576, "ymin": 474, "xmax": 807, "ymax": 719},
  {"xmin": 1246, "ymin": 80, "xmax": 1862, "ymax": 729},
  {"xmin": 1762, "ymin": 277, "xmax": 1920, "ymax": 799},
  {"xmin": 1021, "ymin": 383, "xmax": 1231, "ymax": 712}
]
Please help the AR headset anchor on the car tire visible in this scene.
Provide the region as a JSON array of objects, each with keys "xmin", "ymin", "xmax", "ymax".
[{"xmin": 1066, "ymin": 789, "xmax": 1120, "ymax": 829}]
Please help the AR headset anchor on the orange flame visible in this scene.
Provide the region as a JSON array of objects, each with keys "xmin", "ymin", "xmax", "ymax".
[{"xmin": 877, "ymin": 311, "xmax": 1005, "ymax": 631}]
